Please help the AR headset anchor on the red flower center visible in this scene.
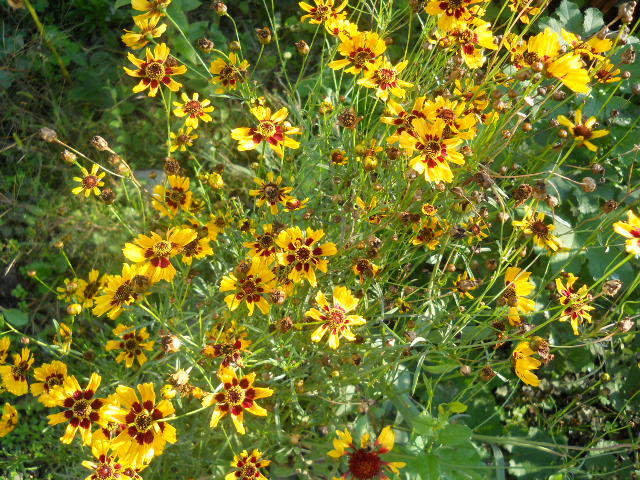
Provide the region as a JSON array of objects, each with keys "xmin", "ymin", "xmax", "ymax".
[{"xmin": 348, "ymin": 449, "xmax": 383, "ymax": 479}]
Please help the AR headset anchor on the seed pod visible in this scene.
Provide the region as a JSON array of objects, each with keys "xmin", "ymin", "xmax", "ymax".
[
  {"xmin": 622, "ymin": 46, "xmax": 636, "ymax": 64},
  {"xmin": 276, "ymin": 315, "xmax": 293, "ymax": 333},
  {"xmin": 521, "ymin": 122, "xmax": 533, "ymax": 132},
  {"xmin": 545, "ymin": 195, "xmax": 559, "ymax": 208},
  {"xmin": 39, "ymin": 127, "xmax": 58, "ymax": 142},
  {"xmin": 61, "ymin": 149, "xmax": 77, "ymax": 163},
  {"xmin": 552, "ymin": 90, "xmax": 567, "ymax": 101},
  {"xmin": 581, "ymin": 177, "xmax": 597, "ymax": 193},
  {"xmin": 100, "ymin": 188, "xmax": 116, "ymax": 205},
  {"xmin": 602, "ymin": 279, "xmax": 622, "ymax": 296},
  {"xmin": 197, "ymin": 37, "xmax": 215, "ymax": 53},
  {"xmin": 480, "ymin": 366, "xmax": 496, "ymax": 381},
  {"xmin": 618, "ymin": 317, "xmax": 634, "ymax": 332},
  {"xmin": 337, "ymin": 108, "xmax": 362, "ymax": 129},
  {"xmin": 164, "ymin": 156, "xmax": 181, "ymax": 174},
  {"xmin": 212, "ymin": 1, "xmax": 227, "ymax": 15},
  {"xmin": 460, "ymin": 365, "xmax": 472, "ymax": 376},
  {"xmin": 91, "ymin": 135, "xmax": 110, "ymax": 151},
  {"xmin": 256, "ymin": 27, "xmax": 272, "ymax": 45},
  {"xmin": 229, "ymin": 40, "xmax": 241, "ymax": 51},
  {"xmin": 295, "ymin": 40, "xmax": 310, "ymax": 55},
  {"xmin": 602, "ymin": 199, "xmax": 618, "ymax": 213}
]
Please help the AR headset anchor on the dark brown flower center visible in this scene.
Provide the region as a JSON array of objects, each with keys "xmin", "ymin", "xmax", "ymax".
[
  {"xmin": 184, "ymin": 100, "xmax": 203, "ymax": 116},
  {"xmin": 152, "ymin": 240, "xmax": 172, "ymax": 257},
  {"xmin": 82, "ymin": 175, "xmax": 99, "ymax": 189},
  {"xmin": 134, "ymin": 411, "xmax": 153, "ymax": 432},
  {"xmin": 349, "ymin": 449, "xmax": 383, "ymax": 480},
  {"xmin": 73, "ymin": 399, "xmax": 91, "ymax": 418},
  {"xmin": 113, "ymin": 283, "xmax": 134, "ymax": 304},
  {"xmin": 257, "ymin": 121, "xmax": 276, "ymax": 138},
  {"xmin": 573, "ymin": 125, "xmax": 592, "ymax": 139},
  {"xmin": 225, "ymin": 385, "xmax": 245, "ymax": 406},
  {"xmin": 296, "ymin": 246, "xmax": 311, "ymax": 261},
  {"xmin": 145, "ymin": 61, "xmax": 165, "ymax": 80}
]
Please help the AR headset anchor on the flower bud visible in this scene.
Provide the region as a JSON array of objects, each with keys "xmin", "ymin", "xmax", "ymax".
[
  {"xmin": 90, "ymin": 135, "xmax": 110, "ymax": 151},
  {"xmin": 256, "ymin": 27, "xmax": 272, "ymax": 45},
  {"xmin": 581, "ymin": 177, "xmax": 597, "ymax": 193},
  {"xmin": 61, "ymin": 149, "xmax": 77, "ymax": 163},
  {"xmin": 229, "ymin": 40, "xmax": 241, "ymax": 51},
  {"xmin": 197, "ymin": 37, "xmax": 215, "ymax": 53},
  {"xmin": 212, "ymin": 1, "xmax": 227, "ymax": 15},
  {"xmin": 39, "ymin": 127, "xmax": 58, "ymax": 142},
  {"xmin": 602, "ymin": 199, "xmax": 618, "ymax": 213},
  {"xmin": 67, "ymin": 304, "xmax": 82, "ymax": 316},
  {"xmin": 295, "ymin": 40, "xmax": 310, "ymax": 55}
]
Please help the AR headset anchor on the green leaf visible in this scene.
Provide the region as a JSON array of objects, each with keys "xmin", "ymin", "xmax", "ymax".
[
  {"xmin": 437, "ymin": 423, "xmax": 473, "ymax": 446},
  {"xmin": 114, "ymin": 0, "xmax": 129, "ymax": 8},
  {"xmin": 424, "ymin": 363, "xmax": 458, "ymax": 374},
  {"xmin": 583, "ymin": 8, "xmax": 604, "ymax": 36},
  {"xmin": 3, "ymin": 309, "xmax": 29, "ymax": 327},
  {"xmin": 448, "ymin": 401, "xmax": 468, "ymax": 413}
]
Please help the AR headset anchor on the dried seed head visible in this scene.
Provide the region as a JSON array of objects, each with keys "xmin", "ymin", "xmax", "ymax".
[
  {"xmin": 386, "ymin": 146, "xmax": 401, "ymax": 160},
  {"xmin": 552, "ymin": 90, "xmax": 567, "ymax": 101},
  {"xmin": 545, "ymin": 195, "xmax": 559, "ymax": 208},
  {"xmin": 618, "ymin": 317, "xmax": 634, "ymax": 332},
  {"xmin": 256, "ymin": 27, "xmax": 272, "ymax": 45},
  {"xmin": 513, "ymin": 184, "xmax": 533, "ymax": 206},
  {"xmin": 295, "ymin": 40, "xmax": 310, "ymax": 55},
  {"xmin": 461, "ymin": 145, "xmax": 473, "ymax": 156},
  {"xmin": 164, "ymin": 156, "xmax": 181, "ymax": 175},
  {"xmin": 622, "ymin": 46, "xmax": 636, "ymax": 64},
  {"xmin": 618, "ymin": 1, "xmax": 637, "ymax": 22},
  {"xmin": 276, "ymin": 316, "xmax": 293, "ymax": 333},
  {"xmin": 270, "ymin": 289, "xmax": 286, "ymax": 305},
  {"xmin": 480, "ymin": 366, "xmax": 496, "ymax": 381},
  {"xmin": 497, "ymin": 211, "xmax": 510, "ymax": 222},
  {"xmin": 99, "ymin": 188, "xmax": 116, "ymax": 205},
  {"xmin": 533, "ymin": 180, "xmax": 547, "ymax": 199},
  {"xmin": 90, "ymin": 135, "xmax": 110, "ymax": 151},
  {"xmin": 460, "ymin": 365, "xmax": 472, "ymax": 376},
  {"xmin": 602, "ymin": 199, "xmax": 618, "ymax": 213},
  {"xmin": 602, "ymin": 279, "xmax": 622, "ymax": 296},
  {"xmin": 632, "ymin": 84, "xmax": 640, "ymax": 96},
  {"xmin": 160, "ymin": 332, "xmax": 182, "ymax": 354},
  {"xmin": 337, "ymin": 108, "xmax": 362, "ymax": 129},
  {"xmin": 581, "ymin": 177, "xmax": 597, "ymax": 193},
  {"xmin": 39, "ymin": 127, "xmax": 58, "ymax": 143},
  {"xmin": 197, "ymin": 37, "xmax": 215, "ymax": 53},
  {"xmin": 61, "ymin": 149, "xmax": 77, "ymax": 163},
  {"xmin": 211, "ymin": 1, "xmax": 227, "ymax": 15}
]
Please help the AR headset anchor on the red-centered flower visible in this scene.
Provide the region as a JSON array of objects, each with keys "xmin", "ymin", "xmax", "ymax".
[{"xmin": 124, "ymin": 43, "xmax": 187, "ymax": 97}]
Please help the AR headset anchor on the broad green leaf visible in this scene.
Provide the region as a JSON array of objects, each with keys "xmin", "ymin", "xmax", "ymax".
[{"xmin": 3, "ymin": 309, "xmax": 29, "ymax": 327}]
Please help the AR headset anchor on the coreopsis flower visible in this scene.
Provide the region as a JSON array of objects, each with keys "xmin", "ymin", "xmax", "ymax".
[
  {"xmin": 0, "ymin": 347, "xmax": 34, "ymax": 396},
  {"xmin": 330, "ymin": 148, "xmax": 349, "ymax": 165},
  {"xmin": 72, "ymin": 164, "xmax": 106, "ymax": 197},
  {"xmin": 501, "ymin": 267, "xmax": 535, "ymax": 326},
  {"xmin": 613, "ymin": 210, "xmax": 640, "ymax": 255},
  {"xmin": 124, "ymin": 43, "xmax": 186, "ymax": 97},
  {"xmin": 77, "ymin": 269, "xmax": 105, "ymax": 308},
  {"xmin": 47, "ymin": 373, "xmax": 106, "ymax": 445},
  {"xmin": 121, "ymin": 16, "xmax": 167, "ymax": 49},
  {"xmin": 355, "ymin": 196, "xmax": 388, "ymax": 224},
  {"xmin": 328, "ymin": 426, "xmax": 406, "ymax": 479},
  {"xmin": 207, "ymin": 211, "xmax": 233, "ymax": 241},
  {"xmin": 396, "ymin": 298, "xmax": 412, "ymax": 313},
  {"xmin": 352, "ymin": 258, "xmax": 381, "ymax": 284},
  {"xmin": 512, "ymin": 342, "xmax": 541, "ymax": 387},
  {"xmin": 81, "ymin": 440, "xmax": 131, "ymax": 480},
  {"xmin": 210, "ymin": 52, "xmax": 250, "ymax": 93},
  {"xmin": 512, "ymin": 208, "xmax": 561, "ymax": 252},
  {"xmin": 104, "ymin": 383, "xmax": 177, "ymax": 467},
  {"xmin": 54, "ymin": 321, "xmax": 73, "ymax": 354},
  {"xmin": 56, "ymin": 277, "xmax": 83, "ymax": 303},
  {"xmin": 593, "ymin": 59, "xmax": 622, "ymax": 84},
  {"xmin": 203, "ymin": 337, "xmax": 251, "ymax": 369},
  {"xmin": 357, "ymin": 57, "xmax": 413, "ymax": 101},
  {"xmin": 411, "ymin": 216, "xmax": 445, "ymax": 250},
  {"xmin": 556, "ymin": 108, "xmax": 608, "ymax": 152},
  {"xmin": 92, "ymin": 264, "xmax": 148, "ymax": 319},
  {"xmin": 276, "ymin": 226, "xmax": 338, "ymax": 287},
  {"xmin": 325, "ymin": 17, "xmax": 358, "ymax": 37},
  {"xmin": 462, "ymin": 215, "xmax": 489, "ymax": 243},
  {"xmin": 399, "ymin": 118, "xmax": 465, "ymax": 183},
  {"xmin": 0, "ymin": 336, "xmax": 11, "ymax": 364},
  {"xmin": 425, "ymin": 0, "xmax": 483, "ymax": 31},
  {"xmin": 152, "ymin": 175, "xmax": 193, "ymax": 218},
  {"xmin": 505, "ymin": 29, "xmax": 590, "ymax": 94},
  {"xmin": 380, "ymin": 96, "xmax": 427, "ymax": 144},
  {"xmin": 307, "ymin": 286, "xmax": 366, "ymax": 349},
  {"xmin": 106, "ymin": 324, "xmax": 154, "ymax": 368},
  {"xmin": 447, "ymin": 19, "xmax": 497, "ymax": 69},
  {"xmin": 0, "ymin": 403, "xmax": 18, "ymax": 438},
  {"xmin": 231, "ymin": 106, "xmax": 301, "ymax": 158},
  {"xmin": 422, "ymin": 204, "xmax": 438, "ymax": 216},
  {"xmin": 30, "ymin": 360, "xmax": 67, "ymax": 406},
  {"xmin": 172, "ymin": 92, "xmax": 214, "ymax": 129},
  {"xmin": 220, "ymin": 259, "xmax": 277, "ymax": 315},
  {"xmin": 123, "ymin": 227, "xmax": 197, "ymax": 283},
  {"xmin": 169, "ymin": 126, "xmax": 198, "ymax": 152},
  {"xmin": 243, "ymin": 224, "xmax": 278, "ymax": 261},
  {"xmin": 250, "ymin": 172, "xmax": 294, "ymax": 214},
  {"xmin": 561, "ymin": 29, "xmax": 612, "ymax": 60},
  {"xmin": 328, "ymin": 30, "xmax": 387, "ymax": 75},
  {"xmin": 508, "ymin": 0, "xmax": 541, "ymax": 24},
  {"xmin": 181, "ymin": 237, "xmax": 214, "ymax": 265},
  {"xmin": 453, "ymin": 272, "xmax": 478, "ymax": 299},
  {"xmin": 226, "ymin": 449, "xmax": 271, "ymax": 480},
  {"xmin": 132, "ymin": 0, "xmax": 171, "ymax": 21},
  {"xmin": 300, "ymin": 0, "xmax": 348, "ymax": 24},
  {"xmin": 201, "ymin": 367, "xmax": 274, "ymax": 435},
  {"xmin": 423, "ymin": 96, "xmax": 477, "ymax": 140},
  {"xmin": 555, "ymin": 273, "xmax": 595, "ymax": 335},
  {"xmin": 283, "ymin": 196, "xmax": 310, "ymax": 212}
]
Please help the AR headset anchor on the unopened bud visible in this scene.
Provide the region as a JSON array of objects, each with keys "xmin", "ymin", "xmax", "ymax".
[
  {"xmin": 100, "ymin": 188, "xmax": 116, "ymax": 205},
  {"xmin": 39, "ymin": 127, "xmax": 58, "ymax": 143},
  {"xmin": 62, "ymin": 149, "xmax": 77, "ymax": 163},
  {"xmin": 295, "ymin": 40, "xmax": 310, "ymax": 55},
  {"xmin": 211, "ymin": 1, "xmax": 227, "ymax": 15},
  {"xmin": 67, "ymin": 304, "xmax": 82, "ymax": 316}
]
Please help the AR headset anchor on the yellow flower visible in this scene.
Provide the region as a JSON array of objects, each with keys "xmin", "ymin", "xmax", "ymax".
[
  {"xmin": 300, "ymin": 0, "xmax": 348, "ymax": 24},
  {"xmin": 181, "ymin": 236, "xmax": 214, "ymax": 265},
  {"xmin": 47, "ymin": 373, "xmax": 106, "ymax": 445},
  {"xmin": 124, "ymin": 43, "xmax": 187, "ymax": 97},
  {"xmin": 0, "ymin": 336, "xmax": 11, "ymax": 364},
  {"xmin": 501, "ymin": 267, "xmax": 535, "ymax": 326},
  {"xmin": 328, "ymin": 425, "xmax": 406, "ymax": 479},
  {"xmin": 172, "ymin": 92, "xmax": 214, "ymax": 129},
  {"xmin": 448, "ymin": 19, "xmax": 497, "ymax": 69},
  {"xmin": 307, "ymin": 286, "xmax": 366, "ymax": 349},
  {"xmin": 508, "ymin": 0, "xmax": 542, "ymax": 24},
  {"xmin": 512, "ymin": 342, "xmax": 542, "ymax": 387},
  {"xmin": 104, "ymin": 383, "xmax": 177, "ymax": 467},
  {"xmin": 462, "ymin": 215, "xmax": 489, "ymax": 243},
  {"xmin": 453, "ymin": 272, "xmax": 478, "ymax": 299},
  {"xmin": 0, "ymin": 347, "xmax": 34, "ymax": 396},
  {"xmin": 593, "ymin": 59, "xmax": 622, "ymax": 84},
  {"xmin": 132, "ymin": 0, "xmax": 171, "ymax": 22},
  {"xmin": 425, "ymin": 0, "xmax": 483, "ymax": 31},
  {"xmin": 556, "ymin": 108, "xmax": 609, "ymax": 152},
  {"xmin": 30, "ymin": 360, "xmax": 68, "ymax": 406},
  {"xmin": 210, "ymin": 52, "xmax": 250, "ymax": 94},
  {"xmin": 207, "ymin": 211, "xmax": 233, "ymax": 241},
  {"xmin": 0, "ymin": 403, "xmax": 18, "ymax": 438},
  {"xmin": 411, "ymin": 216, "xmax": 445, "ymax": 250},
  {"xmin": 123, "ymin": 227, "xmax": 197, "ymax": 283},
  {"xmin": 399, "ymin": 118, "xmax": 465, "ymax": 183},
  {"xmin": 226, "ymin": 449, "xmax": 271, "ymax": 480},
  {"xmin": 352, "ymin": 258, "xmax": 381, "ymax": 284},
  {"xmin": 169, "ymin": 126, "xmax": 198, "ymax": 152},
  {"xmin": 555, "ymin": 273, "xmax": 595, "ymax": 335},
  {"xmin": 106, "ymin": 324, "xmax": 154, "ymax": 367},
  {"xmin": 121, "ymin": 15, "xmax": 167, "ymax": 49},
  {"xmin": 53, "ymin": 322, "xmax": 73, "ymax": 354},
  {"xmin": 613, "ymin": 210, "xmax": 640, "ymax": 255},
  {"xmin": 202, "ymin": 367, "xmax": 273, "ymax": 435},
  {"xmin": 152, "ymin": 175, "xmax": 193, "ymax": 218},
  {"xmin": 231, "ymin": 105, "xmax": 301, "ymax": 158},
  {"xmin": 203, "ymin": 336, "xmax": 252, "ymax": 370},
  {"xmin": 77, "ymin": 269, "xmax": 105, "ymax": 308},
  {"xmin": 380, "ymin": 96, "xmax": 427, "ymax": 144},
  {"xmin": 357, "ymin": 57, "xmax": 413, "ymax": 101},
  {"xmin": 562, "ymin": 29, "xmax": 612, "ymax": 59},
  {"xmin": 328, "ymin": 30, "xmax": 387, "ymax": 75},
  {"xmin": 220, "ymin": 259, "xmax": 277, "ymax": 316},
  {"xmin": 81, "ymin": 440, "xmax": 134, "ymax": 480},
  {"xmin": 423, "ymin": 95, "xmax": 478, "ymax": 140},
  {"xmin": 243, "ymin": 223, "xmax": 278, "ymax": 262},
  {"xmin": 276, "ymin": 226, "xmax": 338, "ymax": 287},
  {"xmin": 512, "ymin": 207, "xmax": 561, "ymax": 252},
  {"xmin": 72, "ymin": 164, "xmax": 105, "ymax": 197},
  {"xmin": 249, "ymin": 172, "xmax": 294, "ymax": 214},
  {"xmin": 92, "ymin": 263, "xmax": 149, "ymax": 319}
]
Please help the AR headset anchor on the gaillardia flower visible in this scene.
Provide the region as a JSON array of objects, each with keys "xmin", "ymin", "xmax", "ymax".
[
  {"xmin": 220, "ymin": 259, "xmax": 277, "ymax": 315},
  {"xmin": 328, "ymin": 425, "xmax": 406, "ymax": 479},
  {"xmin": 72, "ymin": 164, "xmax": 106, "ymax": 197},
  {"xmin": 124, "ymin": 43, "xmax": 187, "ymax": 97},
  {"xmin": 123, "ymin": 227, "xmax": 197, "ymax": 283},
  {"xmin": 276, "ymin": 226, "xmax": 338, "ymax": 287},
  {"xmin": 104, "ymin": 383, "xmax": 177, "ymax": 467},
  {"xmin": 307, "ymin": 286, "xmax": 367, "ymax": 349},
  {"xmin": 31, "ymin": 360, "xmax": 68, "ymax": 407},
  {"xmin": 500, "ymin": 267, "xmax": 535, "ymax": 326},
  {"xmin": 231, "ymin": 106, "xmax": 301, "ymax": 158},
  {"xmin": 47, "ymin": 373, "xmax": 106, "ymax": 445},
  {"xmin": 106, "ymin": 324, "xmax": 155, "ymax": 368},
  {"xmin": 172, "ymin": 92, "xmax": 214, "ymax": 129},
  {"xmin": 202, "ymin": 367, "xmax": 274, "ymax": 435},
  {"xmin": 556, "ymin": 109, "xmax": 609, "ymax": 152},
  {"xmin": 226, "ymin": 449, "xmax": 271, "ymax": 480},
  {"xmin": 0, "ymin": 347, "xmax": 34, "ymax": 396},
  {"xmin": 613, "ymin": 210, "xmax": 640, "ymax": 255}
]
